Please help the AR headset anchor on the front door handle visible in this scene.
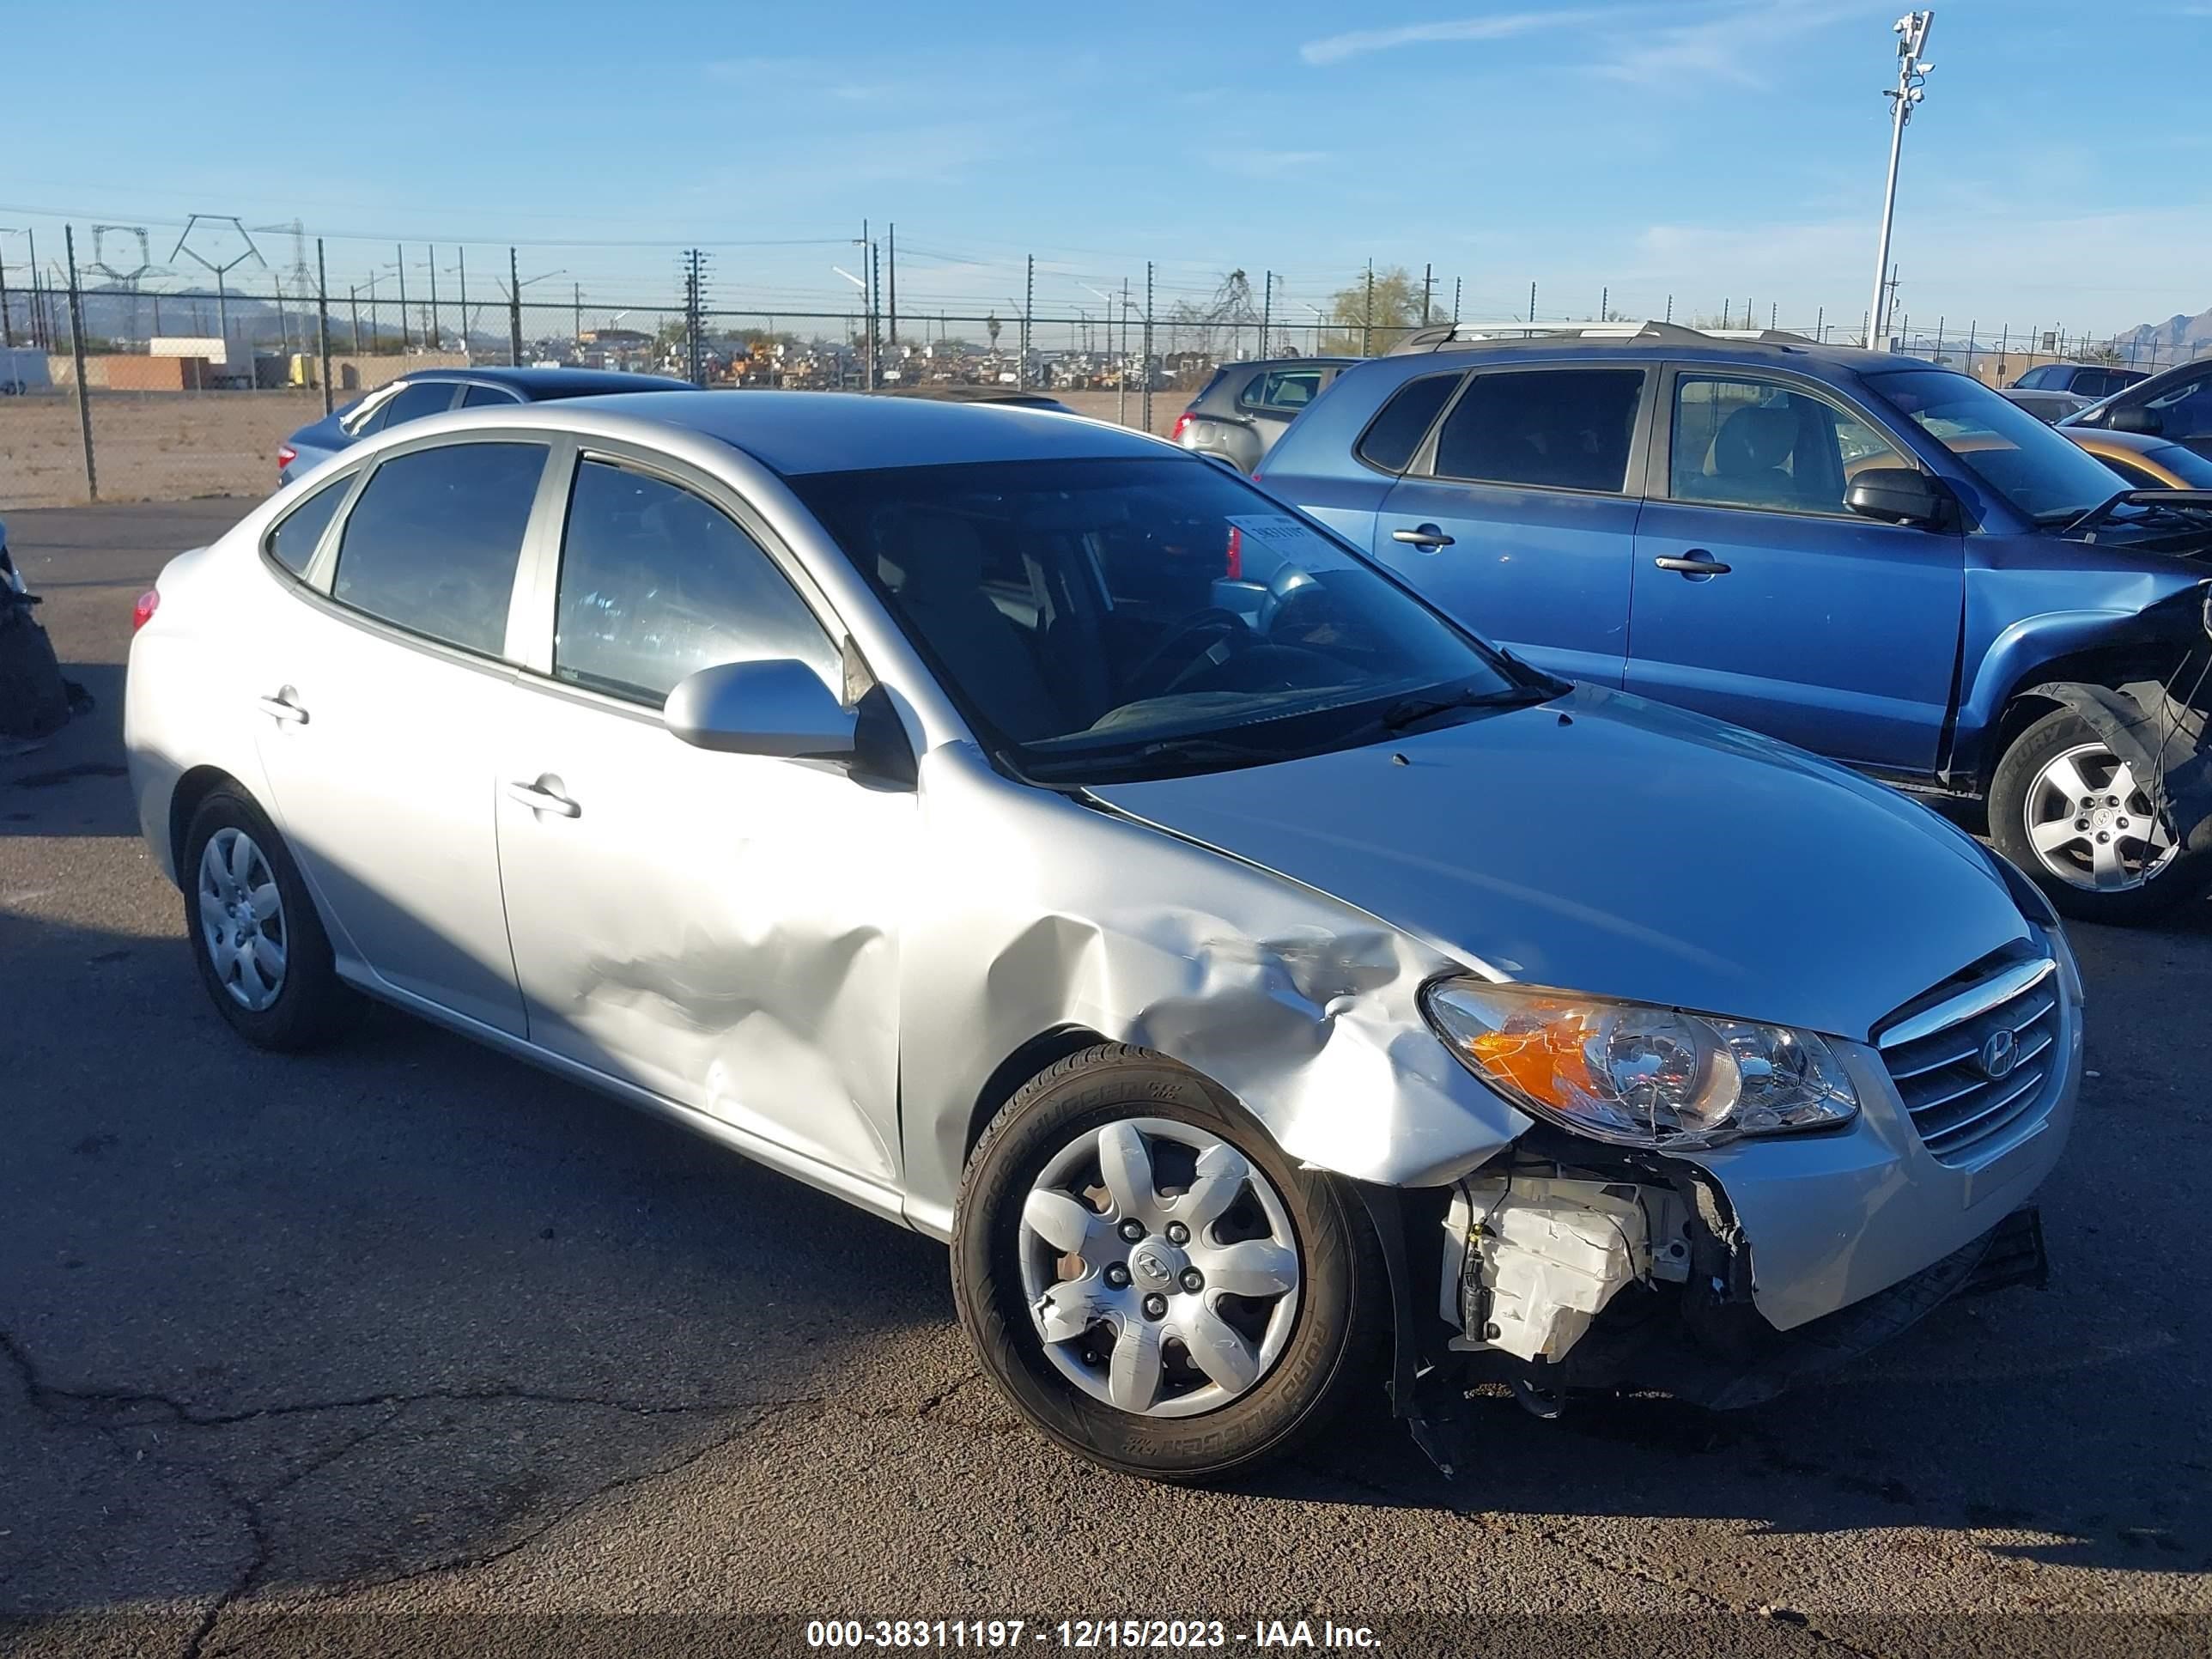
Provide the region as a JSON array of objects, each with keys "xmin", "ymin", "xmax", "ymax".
[
  {"xmin": 1392, "ymin": 523, "xmax": 1455, "ymax": 549},
  {"xmin": 506, "ymin": 778, "xmax": 581, "ymax": 818},
  {"xmin": 1654, "ymin": 552, "xmax": 1733, "ymax": 576},
  {"xmin": 255, "ymin": 688, "xmax": 309, "ymax": 725}
]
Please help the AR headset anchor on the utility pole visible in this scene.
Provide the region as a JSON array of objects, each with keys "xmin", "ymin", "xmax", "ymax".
[
  {"xmin": 349, "ymin": 286, "xmax": 362, "ymax": 354},
  {"xmin": 316, "ymin": 237, "xmax": 332, "ymax": 415},
  {"xmin": 64, "ymin": 227, "xmax": 95, "ymax": 501},
  {"xmin": 681, "ymin": 248, "xmax": 708, "ymax": 385},
  {"xmin": 1119, "ymin": 276, "xmax": 1130, "ymax": 428},
  {"xmin": 574, "ymin": 282, "xmax": 581, "ymax": 348},
  {"xmin": 1362, "ymin": 260, "xmax": 1374, "ymax": 356},
  {"xmin": 1422, "ymin": 263, "xmax": 1433, "ymax": 326},
  {"xmin": 1601, "ymin": 285, "xmax": 1609, "ymax": 321},
  {"xmin": 427, "ymin": 245, "xmax": 440, "ymax": 352},
  {"xmin": 1865, "ymin": 9, "xmax": 1935, "ymax": 347},
  {"xmin": 1529, "ymin": 280, "xmax": 1537, "ymax": 324},
  {"xmin": 396, "ymin": 242, "xmax": 410, "ymax": 354},
  {"xmin": 456, "ymin": 249, "xmax": 469, "ymax": 355},
  {"xmin": 1143, "ymin": 261, "xmax": 1155, "ymax": 435},
  {"xmin": 1022, "ymin": 254, "xmax": 1034, "ymax": 389},
  {"xmin": 886, "ymin": 222, "xmax": 896, "ymax": 355},
  {"xmin": 508, "ymin": 246, "xmax": 522, "ymax": 364},
  {"xmin": 0, "ymin": 234, "xmax": 13, "ymax": 349},
  {"xmin": 1453, "ymin": 276, "xmax": 1462, "ymax": 325},
  {"xmin": 1260, "ymin": 270, "xmax": 1272, "ymax": 361},
  {"xmin": 870, "ymin": 237, "xmax": 882, "ymax": 387}
]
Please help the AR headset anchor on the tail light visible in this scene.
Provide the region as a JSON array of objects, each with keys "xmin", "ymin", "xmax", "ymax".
[
  {"xmin": 276, "ymin": 443, "xmax": 297, "ymax": 473},
  {"xmin": 1224, "ymin": 526, "xmax": 1243, "ymax": 580},
  {"xmin": 1170, "ymin": 412, "xmax": 1194, "ymax": 443},
  {"xmin": 131, "ymin": 588, "xmax": 161, "ymax": 633}
]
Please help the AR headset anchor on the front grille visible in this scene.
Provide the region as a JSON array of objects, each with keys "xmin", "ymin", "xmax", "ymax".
[{"xmin": 1877, "ymin": 953, "xmax": 2063, "ymax": 1168}]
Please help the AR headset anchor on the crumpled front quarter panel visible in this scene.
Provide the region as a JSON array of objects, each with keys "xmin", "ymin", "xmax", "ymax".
[{"xmin": 896, "ymin": 745, "xmax": 1530, "ymax": 1235}]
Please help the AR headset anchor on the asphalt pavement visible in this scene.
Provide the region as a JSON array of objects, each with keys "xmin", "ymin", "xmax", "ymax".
[{"xmin": 3, "ymin": 501, "xmax": 2209, "ymax": 1658}]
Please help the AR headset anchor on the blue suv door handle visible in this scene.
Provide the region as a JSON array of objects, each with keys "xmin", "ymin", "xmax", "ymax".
[
  {"xmin": 1392, "ymin": 523, "xmax": 1455, "ymax": 549},
  {"xmin": 1654, "ymin": 551, "xmax": 1732, "ymax": 578}
]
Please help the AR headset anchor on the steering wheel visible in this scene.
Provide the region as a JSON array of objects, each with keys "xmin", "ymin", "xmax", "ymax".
[{"xmin": 1122, "ymin": 609, "xmax": 1250, "ymax": 702}]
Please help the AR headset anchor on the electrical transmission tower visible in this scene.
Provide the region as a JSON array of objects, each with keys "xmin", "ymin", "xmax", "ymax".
[{"xmin": 87, "ymin": 224, "xmax": 160, "ymax": 343}]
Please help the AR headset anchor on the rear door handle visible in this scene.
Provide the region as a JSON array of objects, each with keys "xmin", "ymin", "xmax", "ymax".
[
  {"xmin": 1653, "ymin": 552, "xmax": 1732, "ymax": 576},
  {"xmin": 1392, "ymin": 523, "xmax": 1455, "ymax": 549},
  {"xmin": 255, "ymin": 689, "xmax": 309, "ymax": 725},
  {"xmin": 506, "ymin": 778, "xmax": 581, "ymax": 818}
]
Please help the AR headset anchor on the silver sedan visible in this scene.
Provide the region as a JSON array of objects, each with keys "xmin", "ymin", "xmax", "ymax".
[{"xmin": 125, "ymin": 392, "xmax": 2076, "ymax": 1480}]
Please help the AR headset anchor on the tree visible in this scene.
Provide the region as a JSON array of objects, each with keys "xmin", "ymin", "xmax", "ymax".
[
  {"xmin": 1166, "ymin": 269, "xmax": 1262, "ymax": 359},
  {"xmin": 1322, "ymin": 266, "xmax": 1425, "ymax": 356}
]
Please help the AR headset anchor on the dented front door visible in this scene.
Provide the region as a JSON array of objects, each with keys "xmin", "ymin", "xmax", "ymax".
[{"xmin": 494, "ymin": 681, "xmax": 910, "ymax": 1186}]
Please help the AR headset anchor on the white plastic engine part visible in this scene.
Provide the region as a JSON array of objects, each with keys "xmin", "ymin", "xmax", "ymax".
[{"xmin": 1442, "ymin": 1174, "xmax": 1665, "ymax": 1364}]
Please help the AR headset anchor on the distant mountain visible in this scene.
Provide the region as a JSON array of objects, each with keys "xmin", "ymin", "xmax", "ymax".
[{"xmin": 2111, "ymin": 306, "xmax": 2212, "ymax": 364}]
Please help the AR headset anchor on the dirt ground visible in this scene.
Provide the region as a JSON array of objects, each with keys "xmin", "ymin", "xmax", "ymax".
[{"xmin": 0, "ymin": 387, "xmax": 1182, "ymax": 510}]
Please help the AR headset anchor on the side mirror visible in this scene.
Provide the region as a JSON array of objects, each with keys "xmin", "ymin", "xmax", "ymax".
[
  {"xmin": 2108, "ymin": 405, "xmax": 2163, "ymax": 436},
  {"xmin": 1845, "ymin": 466, "xmax": 1950, "ymax": 528},
  {"xmin": 664, "ymin": 659, "xmax": 856, "ymax": 760}
]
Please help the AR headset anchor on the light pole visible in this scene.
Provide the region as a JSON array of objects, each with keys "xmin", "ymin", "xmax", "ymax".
[
  {"xmin": 1865, "ymin": 10, "xmax": 1935, "ymax": 349},
  {"xmin": 832, "ymin": 265, "xmax": 868, "ymax": 387},
  {"xmin": 494, "ymin": 266, "xmax": 565, "ymax": 365}
]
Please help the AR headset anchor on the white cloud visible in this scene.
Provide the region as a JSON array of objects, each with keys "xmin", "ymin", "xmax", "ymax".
[{"xmin": 1299, "ymin": 9, "xmax": 1613, "ymax": 67}]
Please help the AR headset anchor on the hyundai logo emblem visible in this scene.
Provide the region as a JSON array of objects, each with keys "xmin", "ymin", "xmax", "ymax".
[{"xmin": 1978, "ymin": 1028, "xmax": 2020, "ymax": 1080}]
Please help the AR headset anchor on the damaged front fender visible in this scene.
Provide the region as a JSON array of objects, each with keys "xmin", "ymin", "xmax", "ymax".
[
  {"xmin": 2027, "ymin": 678, "xmax": 2212, "ymax": 855},
  {"xmin": 896, "ymin": 743, "xmax": 1533, "ymax": 1237}
]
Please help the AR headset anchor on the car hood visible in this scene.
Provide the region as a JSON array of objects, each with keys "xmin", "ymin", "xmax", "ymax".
[{"xmin": 1090, "ymin": 684, "xmax": 2031, "ymax": 1042}]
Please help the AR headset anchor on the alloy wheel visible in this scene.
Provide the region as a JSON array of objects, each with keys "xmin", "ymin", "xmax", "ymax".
[
  {"xmin": 197, "ymin": 827, "xmax": 289, "ymax": 1011},
  {"xmin": 2021, "ymin": 741, "xmax": 2177, "ymax": 893},
  {"xmin": 1017, "ymin": 1117, "xmax": 1302, "ymax": 1419}
]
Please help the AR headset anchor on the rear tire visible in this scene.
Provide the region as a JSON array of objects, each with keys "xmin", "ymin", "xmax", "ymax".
[
  {"xmin": 181, "ymin": 785, "xmax": 353, "ymax": 1050},
  {"xmin": 1988, "ymin": 708, "xmax": 2209, "ymax": 926},
  {"xmin": 951, "ymin": 1043, "xmax": 1385, "ymax": 1483}
]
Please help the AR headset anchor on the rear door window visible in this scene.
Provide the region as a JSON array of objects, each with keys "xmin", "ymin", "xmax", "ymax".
[
  {"xmin": 1430, "ymin": 368, "xmax": 1644, "ymax": 494},
  {"xmin": 1354, "ymin": 374, "xmax": 1460, "ymax": 473},
  {"xmin": 331, "ymin": 441, "xmax": 549, "ymax": 655}
]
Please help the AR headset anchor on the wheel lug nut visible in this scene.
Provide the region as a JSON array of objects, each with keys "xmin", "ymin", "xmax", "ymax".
[
  {"xmin": 1141, "ymin": 1293, "xmax": 1167, "ymax": 1319},
  {"xmin": 1103, "ymin": 1263, "xmax": 1130, "ymax": 1289},
  {"xmin": 1164, "ymin": 1221, "xmax": 1189, "ymax": 1245},
  {"xmin": 1118, "ymin": 1219, "xmax": 1144, "ymax": 1243},
  {"xmin": 1180, "ymin": 1268, "xmax": 1204, "ymax": 1293},
  {"xmin": 2107, "ymin": 795, "xmax": 2120, "ymax": 807},
  {"xmin": 2118, "ymin": 817, "xmax": 2130, "ymax": 829},
  {"xmin": 2075, "ymin": 818, "xmax": 2089, "ymax": 831},
  {"xmin": 2096, "ymin": 831, "xmax": 2111, "ymax": 843}
]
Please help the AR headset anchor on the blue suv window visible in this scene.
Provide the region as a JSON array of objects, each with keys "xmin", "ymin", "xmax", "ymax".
[
  {"xmin": 1355, "ymin": 374, "xmax": 1459, "ymax": 473},
  {"xmin": 1430, "ymin": 369, "xmax": 1643, "ymax": 494},
  {"xmin": 1671, "ymin": 376, "xmax": 1905, "ymax": 517}
]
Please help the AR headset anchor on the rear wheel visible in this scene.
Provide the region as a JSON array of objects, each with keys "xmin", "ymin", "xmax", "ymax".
[
  {"xmin": 951, "ymin": 1044, "xmax": 1384, "ymax": 1482},
  {"xmin": 182, "ymin": 786, "xmax": 353, "ymax": 1049},
  {"xmin": 1989, "ymin": 709, "xmax": 2207, "ymax": 925}
]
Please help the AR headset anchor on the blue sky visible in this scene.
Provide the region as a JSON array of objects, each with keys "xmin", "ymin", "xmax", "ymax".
[{"xmin": 7, "ymin": 0, "xmax": 2211, "ymax": 338}]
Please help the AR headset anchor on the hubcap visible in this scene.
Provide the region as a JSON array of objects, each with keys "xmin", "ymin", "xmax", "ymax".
[
  {"xmin": 197, "ymin": 828, "xmax": 288, "ymax": 1012},
  {"xmin": 2022, "ymin": 742, "xmax": 2176, "ymax": 895},
  {"xmin": 1017, "ymin": 1117, "xmax": 1302, "ymax": 1419}
]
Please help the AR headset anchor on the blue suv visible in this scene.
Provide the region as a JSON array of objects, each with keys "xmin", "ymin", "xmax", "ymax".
[{"xmin": 1260, "ymin": 323, "xmax": 2212, "ymax": 924}]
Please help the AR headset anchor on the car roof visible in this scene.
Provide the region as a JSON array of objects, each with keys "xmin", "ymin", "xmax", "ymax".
[
  {"xmin": 402, "ymin": 365, "xmax": 696, "ymax": 394},
  {"xmin": 1215, "ymin": 356, "xmax": 1357, "ymax": 372},
  {"xmin": 1396, "ymin": 332, "xmax": 1913, "ymax": 375},
  {"xmin": 549, "ymin": 388, "xmax": 1171, "ymax": 476}
]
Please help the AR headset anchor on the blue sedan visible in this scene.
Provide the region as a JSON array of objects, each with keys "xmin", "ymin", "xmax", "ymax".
[{"xmin": 277, "ymin": 365, "xmax": 696, "ymax": 484}]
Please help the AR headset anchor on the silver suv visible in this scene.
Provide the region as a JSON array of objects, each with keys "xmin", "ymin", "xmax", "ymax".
[{"xmin": 1172, "ymin": 356, "xmax": 1353, "ymax": 472}]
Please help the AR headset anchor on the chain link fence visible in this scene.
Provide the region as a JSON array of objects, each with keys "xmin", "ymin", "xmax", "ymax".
[{"xmin": 3, "ymin": 221, "xmax": 2205, "ymax": 507}]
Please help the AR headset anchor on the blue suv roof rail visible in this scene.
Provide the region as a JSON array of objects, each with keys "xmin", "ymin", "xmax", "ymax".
[{"xmin": 1388, "ymin": 320, "xmax": 1815, "ymax": 356}]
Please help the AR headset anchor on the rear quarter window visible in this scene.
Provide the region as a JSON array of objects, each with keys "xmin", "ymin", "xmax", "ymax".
[
  {"xmin": 1354, "ymin": 374, "xmax": 1460, "ymax": 473},
  {"xmin": 264, "ymin": 476, "xmax": 351, "ymax": 576}
]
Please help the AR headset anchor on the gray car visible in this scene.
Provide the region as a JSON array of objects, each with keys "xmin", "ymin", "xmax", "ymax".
[
  {"xmin": 125, "ymin": 392, "xmax": 2075, "ymax": 1481},
  {"xmin": 1172, "ymin": 356, "xmax": 1354, "ymax": 472}
]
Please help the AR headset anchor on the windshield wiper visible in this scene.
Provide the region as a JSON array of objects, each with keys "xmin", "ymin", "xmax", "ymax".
[
  {"xmin": 1376, "ymin": 683, "xmax": 1558, "ymax": 733},
  {"xmin": 2061, "ymin": 489, "xmax": 2212, "ymax": 537},
  {"xmin": 1017, "ymin": 732, "xmax": 1291, "ymax": 781}
]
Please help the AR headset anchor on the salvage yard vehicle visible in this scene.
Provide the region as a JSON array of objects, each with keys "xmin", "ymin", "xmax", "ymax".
[
  {"xmin": 2063, "ymin": 425, "xmax": 2212, "ymax": 493},
  {"xmin": 1172, "ymin": 356, "xmax": 1357, "ymax": 473},
  {"xmin": 2061, "ymin": 351, "xmax": 2212, "ymax": 465},
  {"xmin": 128, "ymin": 392, "xmax": 2074, "ymax": 1480},
  {"xmin": 1260, "ymin": 322, "xmax": 2212, "ymax": 923},
  {"xmin": 276, "ymin": 365, "xmax": 696, "ymax": 484}
]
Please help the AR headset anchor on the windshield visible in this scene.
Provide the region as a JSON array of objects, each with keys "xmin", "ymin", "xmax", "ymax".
[
  {"xmin": 1865, "ymin": 368, "xmax": 2130, "ymax": 523},
  {"xmin": 790, "ymin": 457, "xmax": 1530, "ymax": 782}
]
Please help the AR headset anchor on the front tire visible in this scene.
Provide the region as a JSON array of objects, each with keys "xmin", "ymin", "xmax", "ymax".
[
  {"xmin": 951, "ymin": 1043, "xmax": 1384, "ymax": 1482},
  {"xmin": 181, "ymin": 785, "xmax": 353, "ymax": 1049},
  {"xmin": 1988, "ymin": 708, "xmax": 2209, "ymax": 925}
]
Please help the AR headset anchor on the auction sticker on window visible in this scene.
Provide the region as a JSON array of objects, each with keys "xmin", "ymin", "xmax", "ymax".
[{"xmin": 1225, "ymin": 514, "xmax": 1337, "ymax": 583}]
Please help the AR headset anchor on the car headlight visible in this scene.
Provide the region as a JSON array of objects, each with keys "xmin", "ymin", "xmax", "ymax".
[{"xmin": 1422, "ymin": 979, "xmax": 1857, "ymax": 1150}]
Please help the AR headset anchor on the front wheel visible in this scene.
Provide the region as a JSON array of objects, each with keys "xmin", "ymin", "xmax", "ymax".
[
  {"xmin": 1988, "ymin": 708, "xmax": 2209, "ymax": 925},
  {"xmin": 951, "ymin": 1044, "xmax": 1384, "ymax": 1482}
]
